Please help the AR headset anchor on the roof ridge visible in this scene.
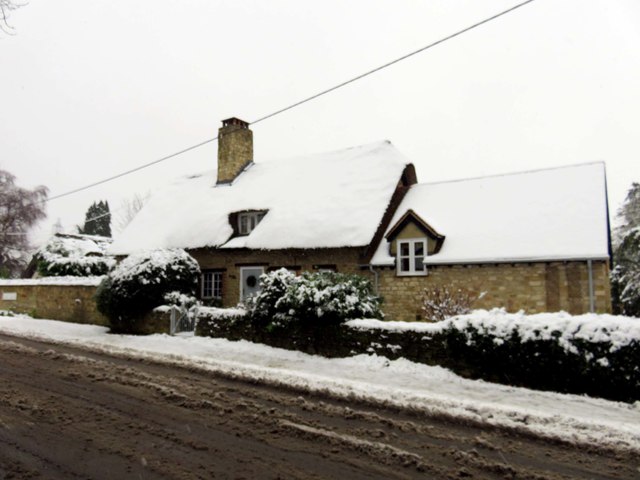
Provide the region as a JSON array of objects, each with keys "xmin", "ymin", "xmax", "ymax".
[
  {"xmin": 417, "ymin": 161, "xmax": 605, "ymax": 187},
  {"xmin": 261, "ymin": 139, "xmax": 393, "ymax": 164}
]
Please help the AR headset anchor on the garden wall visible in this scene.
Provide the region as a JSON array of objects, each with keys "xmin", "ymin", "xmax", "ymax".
[{"xmin": 0, "ymin": 278, "xmax": 109, "ymax": 326}]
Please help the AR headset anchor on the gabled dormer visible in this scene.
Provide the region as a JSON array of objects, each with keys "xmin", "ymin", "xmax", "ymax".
[{"xmin": 385, "ymin": 209, "xmax": 445, "ymax": 276}]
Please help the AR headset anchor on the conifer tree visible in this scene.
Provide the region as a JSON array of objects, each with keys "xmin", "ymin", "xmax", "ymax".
[{"xmin": 78, "ymin": 200, "xmax": 111, "ymax": 237}]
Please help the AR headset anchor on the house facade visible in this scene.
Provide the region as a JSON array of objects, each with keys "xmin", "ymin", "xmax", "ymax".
[{"xmin": 109, "ymin": 118, "xmax": 612, "ymax": 319}]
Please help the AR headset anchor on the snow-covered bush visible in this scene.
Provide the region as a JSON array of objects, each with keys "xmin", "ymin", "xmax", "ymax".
[
  {"xmin": 611, "ymin": 227, "xmax": 640, "ymax": 317},
  {"xmin": 247, "ymin": 269, "xmax": 383, "ymax": 329},
  {"xmin": 96, "ymin": 249, "xmax": 200, "ymax": 333},
  {"xmin": 163, "ymin": 291, "xmax": 199, "ymax": 309},
  {"xmin": 611, "ymin": 182, "xmax": 640, "ymax": 317},
  {"xmin": 421, "ymin": 285, "xmax": 477, "ymax": 321},
  {"xmin": 36, "ymin": 234, "xmax": 115, "ymax": 277},
  {"xmin": 347, "ymin": 309, "xmax": 640, "ymax": 402}
]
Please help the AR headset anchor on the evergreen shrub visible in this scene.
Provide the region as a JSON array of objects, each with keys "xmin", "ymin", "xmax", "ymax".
[
  {"xmin": 247, "ymin": 269, "xmax": 383, "ymax": 329},
  {"xmin": 96, "ymin": 249, "xmax": 200, "ymax": 333}
]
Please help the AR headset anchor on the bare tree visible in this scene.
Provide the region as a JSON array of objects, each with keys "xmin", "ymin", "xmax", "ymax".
[
  {"xmin": 0, "ymin": 169, "xmax": 48, "ymax": 277},
  {"xmin": 115, "ymin": 193, "xmax": 148, "ymax": 233},
  {"xmin": 0, "ymin": 1, "xmax": 25, "ymax": 34}
]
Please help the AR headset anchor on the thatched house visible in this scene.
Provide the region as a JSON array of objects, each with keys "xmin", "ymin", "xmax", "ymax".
[{"xmin": 110, "ymin": 118, "xmax": 611, "ymax": 320}]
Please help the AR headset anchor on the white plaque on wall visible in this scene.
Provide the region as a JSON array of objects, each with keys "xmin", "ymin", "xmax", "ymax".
[{"xmin": 2, "ymin": 292, "xmax": 17, "ymax": 301}]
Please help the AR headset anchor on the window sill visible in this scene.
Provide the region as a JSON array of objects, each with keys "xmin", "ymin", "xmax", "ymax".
[{"xmin": 396, "ymin": 271, "xmax": 428, "ymax": 277}]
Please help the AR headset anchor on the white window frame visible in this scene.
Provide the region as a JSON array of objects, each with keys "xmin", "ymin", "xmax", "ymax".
[
  {"xmin": 238, "ymin": 212, "xmax": 265, "ymax": 235},
  {"xmin": 201, "ymin": 271, "xmax": 223, "ymax": 299},
  {"xmin": 396, "ymin": 238, "xmax": 427, "ymax": 276}
]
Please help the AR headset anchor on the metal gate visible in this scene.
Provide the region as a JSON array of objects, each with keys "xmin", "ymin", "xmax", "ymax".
[{"xmin": 169, "ymin": 304, "xmax": 199, "ymax": 336}]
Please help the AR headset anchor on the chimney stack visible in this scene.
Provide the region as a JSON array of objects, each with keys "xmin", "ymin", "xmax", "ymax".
[{"xmin": 217, "ymin": 117, "xmax": 253, "ymax": 184}]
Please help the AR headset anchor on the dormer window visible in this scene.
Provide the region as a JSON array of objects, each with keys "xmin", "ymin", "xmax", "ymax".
[
  {"xmin": 238, "ymin": 211, "xmax": 265, "ymax": 235},
  {"xmin": 383, "ymin": 209, "xmax": 446, "ymax": 277}
]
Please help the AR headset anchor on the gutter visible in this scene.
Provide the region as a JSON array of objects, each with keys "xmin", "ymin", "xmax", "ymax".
[{"xmin": 587, "ymin": 259, "xmax": 595, "ymax": 313}]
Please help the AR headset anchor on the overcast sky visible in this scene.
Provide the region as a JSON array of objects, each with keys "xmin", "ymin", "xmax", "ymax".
[{"xmin": 2, "ymin": 0, "xmax": 639, "ymax": 244}]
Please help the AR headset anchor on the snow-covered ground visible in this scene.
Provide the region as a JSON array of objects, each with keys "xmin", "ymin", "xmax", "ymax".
[{"xmin": 0, "ymin": 314, "xmax": 638, "ymax": 452}]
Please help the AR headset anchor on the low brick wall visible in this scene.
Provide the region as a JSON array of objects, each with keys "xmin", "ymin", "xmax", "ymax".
[{"xmin": 0, "ymin": 279, "xmax": 109, "ymax": 326}]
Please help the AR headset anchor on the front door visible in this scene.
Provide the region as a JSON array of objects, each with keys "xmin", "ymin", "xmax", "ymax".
[{"xmin": 240, "ymin": 266, "xmax": 264, "ymax": 302}]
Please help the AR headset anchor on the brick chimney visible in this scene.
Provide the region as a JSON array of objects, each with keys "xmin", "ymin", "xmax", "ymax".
[{"xmin": 217, "ymin": 117, "xmax": 253, "ymax": 184}]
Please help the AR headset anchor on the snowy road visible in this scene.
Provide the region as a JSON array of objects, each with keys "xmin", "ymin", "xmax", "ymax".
[
  {"xmin": 0, "ymin": 315, "xmax": 639, "ymax": 452},
  {"xmin": 0, "ymin": 333, "xmax": 637, "ymax": 479}
]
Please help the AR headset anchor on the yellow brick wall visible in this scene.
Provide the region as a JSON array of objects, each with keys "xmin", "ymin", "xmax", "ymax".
[
  {"xmin": 189, "ymin": 247, "xmax": 370, "ymax": 307},
  {"xmin": 0, "ymin": 284, "xmax": 109, "ymax": 326},
  {"xmin": 6, "ymin": 255, "xmax": 607, "ymax": 327},
  {"xmin": 377, "ymin": 260, "xmax": 612, "ymax": 321}
]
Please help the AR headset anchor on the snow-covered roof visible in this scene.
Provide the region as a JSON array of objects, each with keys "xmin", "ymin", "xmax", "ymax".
[
  {"xmin": 109, "ymin": 141, "xmax": 411, "ymax": 255},
  {"xmin": 40, "ymin": 233, "xmax": 112, "ymax": 258},
  {"xmin": 371, "ymin": 162, "xmax": 610, "ymax": 265}
]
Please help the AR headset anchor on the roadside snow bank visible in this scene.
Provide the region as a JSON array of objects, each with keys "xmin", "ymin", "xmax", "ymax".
[{"xmin": 0, "ymin": 314, "xmax": 638, "ymax": 452}]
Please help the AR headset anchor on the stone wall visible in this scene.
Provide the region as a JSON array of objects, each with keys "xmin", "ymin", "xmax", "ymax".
[
  {"xmin": 0, "ymin": 281, "xmax": 109, "ymax": 326},
  {"xmin": 377, "ymin": 260, "xmax": 612, "ymax": 321}
]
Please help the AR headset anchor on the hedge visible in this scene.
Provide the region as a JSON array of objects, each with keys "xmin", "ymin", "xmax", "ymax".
[{"xmin": 196, "ymin": 309, "xmax": 640, "ymax": 403}]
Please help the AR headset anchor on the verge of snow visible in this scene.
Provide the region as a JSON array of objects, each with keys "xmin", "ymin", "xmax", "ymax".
[{"xmin": 0, "ymin": 314, "xmax": 638, "ymax": 452}]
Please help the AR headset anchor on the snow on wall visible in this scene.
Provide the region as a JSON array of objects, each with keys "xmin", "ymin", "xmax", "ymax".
[
  {"xmin": 0, "ymin": 276, "xmax": 105, "ymax": 287},
  {"xmin": 347, "ymin": 309, "xmax": 640, "ymax": 353},
  {"xmin": 109, "ymin": 141, "xmax": 410, "ymax": 255},
  {"xmin": 371, "ymin": 162, "xmax": 610, "ymax": 265}
]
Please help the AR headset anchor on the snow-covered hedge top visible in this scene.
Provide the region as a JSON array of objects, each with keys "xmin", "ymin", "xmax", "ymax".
[
  {"xmin": 109, "ymin": 141, "xmax": 410, "ymax": 254},
  {"xmin": 110, "ymin": 249, "xmax": 198, "ymax": 284},
  {"xmin": 36, "ymin": 233, "xmax": 115, "ymax": 276},
  {"xmin": 347, "ymin": 309, "xmax": 640, "ymax": 352},
  {"xmin": 197, "ymin": 306, "xmax": 247, "ymax": 319},
  {"xmin": 153, "ymin": 305, "xmax": 246, "ymax": 320},
  {"xmin": 371, "ymin": 162, "xmax": 609, "ymax": 265},
  {"xmin": 38, "ymin": 233, "xmax": 112, "ymax": 258},
  {"xmin": 0, "ymin": 276, "xmax": 105, "ymax": 286}
]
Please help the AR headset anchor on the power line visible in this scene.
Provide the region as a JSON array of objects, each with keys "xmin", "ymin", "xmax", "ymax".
[
  {"xmin": 43, "ymin": 0, "xmax": 536, "ymax": 204},
  {"xmin": 2, "ymin": 205, "xmax": 115, "ymax": 236},
  {"xmin": 46, "ymin": 137, "xmax": 218, "ymax": 202},
  {"xmin": 250, "ymin": 0, "xmax": 536, "ymax": 127}
]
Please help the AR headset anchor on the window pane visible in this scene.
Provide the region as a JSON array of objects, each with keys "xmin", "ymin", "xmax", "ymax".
[
  {"xmin": 401, "ymin": 258, "xmax": 410, "ymax": 272},
  {"xmin": 400, "ymin": 242, "xmax": 410, "ymax": 256},
  {"xmin": 213, "ymin": 272, "xmax": 223, "ymax": 298},
  {"xmin": 414, "ymin": 242, "xmax": 424, "ymax": 256},
  {"xmin": 202, "ymin": 273, "xmax": 213, "ymax": 297},
  {"xmin": 414, "ymin": 256, "xmax": 424, "ymax": 272},
  {"xmin": 239, "ymin": 215, "xmax": 248, "ymax": 233}
]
